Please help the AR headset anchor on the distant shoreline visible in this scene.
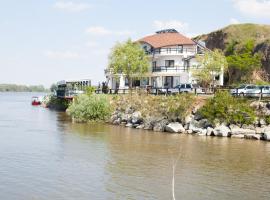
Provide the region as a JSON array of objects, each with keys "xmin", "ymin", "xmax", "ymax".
[{"xmin": 0, "ymin": 84, "xmax": 49, "ymax": 93}]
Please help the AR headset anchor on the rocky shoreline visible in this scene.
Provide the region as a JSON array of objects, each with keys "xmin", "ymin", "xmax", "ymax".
[{"xmin": 109, "ymin": 101, "xmax": 270, "ymax": 141}]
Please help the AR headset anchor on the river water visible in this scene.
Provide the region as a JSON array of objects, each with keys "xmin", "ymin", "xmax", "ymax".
[{"xmin": 0, "ymin": 92, "xmax": 270, "ymax": 200}]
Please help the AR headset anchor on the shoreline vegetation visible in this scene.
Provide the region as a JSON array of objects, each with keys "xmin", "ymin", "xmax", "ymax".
[
  {"xmin": 46, "ymin": 91, "xmax": 270, "ymax": 142},
  {"xmin": 0, "ymin": 84, "xmax": 48, "ymax": 92}
]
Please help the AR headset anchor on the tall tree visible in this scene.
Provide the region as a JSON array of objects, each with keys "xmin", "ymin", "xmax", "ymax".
[
  {"xmin": 192, "ymin": 49, "xmax": 228, "ymax": 88},
  {"xmin": 108, "ymin": 39, "xmax": 149, "ymax": 88}
]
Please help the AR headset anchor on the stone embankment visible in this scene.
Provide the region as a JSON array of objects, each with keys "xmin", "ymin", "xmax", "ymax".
[{"xmin": 110, "ymin": 101, "xmax": 270, "ymax": 141}]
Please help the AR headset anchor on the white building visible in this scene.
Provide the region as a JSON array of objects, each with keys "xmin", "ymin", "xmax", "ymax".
[{"xmin": 105, "ymin": 29, "xmax": 224, "ymax": 89}]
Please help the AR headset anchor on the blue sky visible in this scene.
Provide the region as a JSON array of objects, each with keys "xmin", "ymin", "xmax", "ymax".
[{"xmin": 0, "ymin": 0, "xmax": 269, "ymax": 87}]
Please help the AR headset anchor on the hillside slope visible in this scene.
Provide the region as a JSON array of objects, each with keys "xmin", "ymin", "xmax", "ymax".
[{"xmin": 194, "ymin": 23, "xmax": 270, "ymax": 75}]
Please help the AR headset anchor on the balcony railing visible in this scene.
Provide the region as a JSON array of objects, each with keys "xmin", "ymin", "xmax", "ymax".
[
  {"xmin": 146, "ymin": 48, "xmax": 197, "ymax": 55},
  {"xmin": 152, "ymin": 66, "xmax": 187, "ymax": 73}
]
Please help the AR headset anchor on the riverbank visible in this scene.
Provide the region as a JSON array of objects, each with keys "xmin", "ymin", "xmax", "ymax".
[
  {"xmin": 107, "ymin": 93, "xmax": 270, "ymax": 142},
  {"xmin": 51, "ymin": 91, "xmax": 270, "ymax": 142}
]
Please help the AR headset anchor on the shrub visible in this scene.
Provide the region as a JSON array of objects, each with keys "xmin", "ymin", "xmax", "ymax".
[
  {"xmin": 46, "ymin": 96, "xmax": 70, "ymax": 111},
  {"xmin": 199, "ymin": 91, "xmax": 255, "ymax": 125},
  {"xmin": 67, "ymin": 94, "xmax": 111, "ymax": 122}
]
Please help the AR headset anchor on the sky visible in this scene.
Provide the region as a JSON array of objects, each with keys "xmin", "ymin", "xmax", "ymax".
[{"xmin": 0, "ymin": 0, "xmax": 270, "ymax": 87}]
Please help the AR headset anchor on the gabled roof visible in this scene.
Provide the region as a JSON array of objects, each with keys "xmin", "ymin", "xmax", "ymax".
[{"xmin": 138, "ymin": 31, "xmax": 195, "ymax": 48}]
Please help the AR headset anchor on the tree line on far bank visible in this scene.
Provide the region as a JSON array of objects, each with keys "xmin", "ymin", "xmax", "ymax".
[{"xmin": 0, "ymin": 84, "xmax": 48, "ymax": 92}]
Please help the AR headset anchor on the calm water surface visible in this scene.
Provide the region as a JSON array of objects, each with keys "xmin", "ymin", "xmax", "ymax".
[{"xmin": 0, "ymin": 92, "xmax": 270, "ymax": 200}]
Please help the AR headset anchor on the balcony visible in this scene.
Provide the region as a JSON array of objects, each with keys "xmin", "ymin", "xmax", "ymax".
[
  {"xmin": 152, "ymin": 66, "xmax": 187, "ymax": 73},
  {"xmin": 146, "ymin": 47, "xmax": 196, "ymax": 56}
]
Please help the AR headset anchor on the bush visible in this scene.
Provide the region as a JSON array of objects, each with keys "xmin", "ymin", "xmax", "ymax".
[
  {"xmin": 46, "ymin": 96, "xmax": 70, "ymax": 111},
  {"xmin": 67, "ymin": 94, "xmax": 111, "ymax": 122},
  {"xmin": 199, "ymin": 91, "xmax": 255, "ymax": 125}
]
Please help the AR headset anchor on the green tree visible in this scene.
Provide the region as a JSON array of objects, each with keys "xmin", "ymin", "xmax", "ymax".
[
  {"xmin": 50, "ymin": 83, "xmax": 57, "ymax": 92},
  {"xmin": 192, "ymin": 49, "xmax": 228, "ymax": 88},
  {"xmin": 108, "ymin": 39, "xmax": 149, "ymax": 88},
  {"xmin": 226, "ymin": 40, "xmax": 262, "ymax": 84}
]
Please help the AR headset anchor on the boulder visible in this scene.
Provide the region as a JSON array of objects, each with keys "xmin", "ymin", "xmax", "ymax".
[
  {"xmin": 189, "ymin": 119, "xmax": 203, "ymax": 133},
  {"xmin": 244, "ymin": 134, "xmax": 261, "ymax": 140},
  {"xmin": 125, "ymin": 123, "xmax": 133, "ymax": 128},
  {"xmin": 206, "ymin": 127, "xmax": 214, "ymax": 136},
  {"xmin": 136, "ymin": 124, "xmax": 145, "ymax": 129},
  {"xmin": 153, "ymin": 119, "xmax": 168, "ymax": 132},
  {"xmin": 198, "ymin": 119, "xmax": 211, "ymax": 129},
  {"xmin": 231, "ymin": 134, "xmax": 245, "ymax": 139},
  {"xmin": 110, "ymin": 114, "xmax": 118, "ymax": 123},
  {"xmin": 198, "ymin": 129, "xmax": 207, "ymax": 136},
  {"xmin": 131, "ymin": 111, "xmax": 143, "ymax": 124},
  {"xmin": 214, "ymin": 125, "xmax": 231, "ymax": 137},
  {"xmin": 165, "ymin": 123, "xmax": 185, "ymax": 133},
  {"xmin": 255, "ymin": 127, "xmax": 265, "ymax": 134},
  {"xmin": 230, "ymin": 126, "xmax": 256, "ymax": 135},
  {"xmin": 121, "ymin": 113, "xmax": 132, "ymax": 123},
  {"xmin": 187, "ymin": 130, "xmax": 193, "ymax": 134},
  {"xmin": 259, "ymin": 118, "xmax": 266, "ymax": 126},
  {"xmin": 113, "ymin": 118, "xmax": 121, "ymax": 125},
  {"xmin": 263, "ymin": 132, "xmax": 270, "ymax": 141},
  {"xmin": 241, "ymin": 124, "xmax": 255, "ymax": 130},
  {"xmin": 262, "ymin": 127, "xmax": 270, "ymax": 141}
]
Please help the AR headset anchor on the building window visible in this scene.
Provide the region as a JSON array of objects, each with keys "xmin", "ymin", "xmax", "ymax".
[
  {"xmin": 165, "ymin": 60, "xmax": 174, "ymax": 68},
  {"xmin": 152, "ymin": 61, "xmax": 156, "ymax": 68},
  {"xmin": 177, "ymin": 45, "xmax": 183, "ymax": 53}
]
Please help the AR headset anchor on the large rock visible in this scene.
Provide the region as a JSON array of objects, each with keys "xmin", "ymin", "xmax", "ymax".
[
  {"xmin": 152, "ymin": 119, "xmax": 169, "ymax": 132},
  {"xmin": 241, "ymin": 124, "xmax": 255, "ymax": 130},
  {"xmin": 263, "ymin": 132, "xmax": 270, "ymax": 141},
  {"xmin": 189, "ymin": 119, "xmax": 203, "ymax": 133},
  {"xmin": 244, "ymin": 134, "xmax": 261, "ymax": 140},
  {"xmin": 131, "ymin": 111, "xmax": 143, "ymax": 124},
  {"xmin": 255, "ymin": 127, "xmax": 265, "ymax": 134},
  {"xmin": 113, "ymin": 118, "xmax": 121, "ymax": 125},
  {"xmin": 214, "ymin": 125, "xmax": 231, "ymax": 137},
  {"xmin": 231, "ymin": 134, "xmax": 245, "ymax": 139},
  {"xmin": 125, "ymin": 123, "xmax": 133, "ymax": 128},
  {"xmin": 262, "ymin": 127, "xmax": 270, "ymax": 141},
  {"xmin": 136, "ymin": 124, "xmax": 145, "ymax": 129},
  {"xmin": 230, "ymin": 125, "xmax": 256, "ymax": 135},
  {"xmin": 121, "ymin": 113, "xmax": 132, "ymax": 123},
  {"xmin": 198, "ymin": 129, "xmax": 207, "ymax": 136},
  {"xmin": 259, "ymin": 118, "xmax": 266, "ymax": 126},
  {"xmin": 198, "ymin": 119, "xmax": 211, "ymax": 129},
  {"xmin": 165, "ymin": 123, "xmax": 185, "ymax": 133},
  {"xmin": 207, "ymin": 127, "xmax": 214, "ymax": 136}
]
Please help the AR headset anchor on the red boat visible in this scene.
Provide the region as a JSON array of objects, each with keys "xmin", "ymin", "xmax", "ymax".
[{"xmin": 31, "ymin": 97, "xmax": 41, "ymax": 106}]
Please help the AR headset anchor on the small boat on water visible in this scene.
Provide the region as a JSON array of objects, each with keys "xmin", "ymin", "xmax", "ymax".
[{"xmin": 31, "ymin": 96, "xmax": 41, "ymax": 106}]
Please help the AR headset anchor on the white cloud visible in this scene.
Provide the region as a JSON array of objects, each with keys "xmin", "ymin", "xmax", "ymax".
[
  {"xmin": 230, "ymin": 18, "xmax": 240, "ymax": 24},
  {"xmin": 153, "ymin": 20, "xmax": 189, "ymax": 32},
  {"xmin": 233, "ymin": 0, "xmax": 270, "ymax": 18},
  {"xmin": 44, "ymin": 50, "xmax": 81, "ymax": 59},
  {"xmin": 85, "ymin": 26, "xmax": 133, "ymax": 36},
  {"xmin": 53, "ymin": 1, "xmax": 92, "ymax": 12}
]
